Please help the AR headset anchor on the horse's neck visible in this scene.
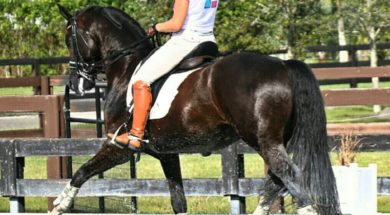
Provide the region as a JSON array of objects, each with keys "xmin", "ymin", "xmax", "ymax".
[
  {"xmin": 100, "ymin": 20, "xmax": 153, "ymax": 93},
  {"xmin": 106, "ymin": 44, "xmax": 152, "ymax": 91}
]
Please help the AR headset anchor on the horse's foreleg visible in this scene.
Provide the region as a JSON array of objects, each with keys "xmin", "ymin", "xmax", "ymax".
[
  {"xmin": 159, "ymin": 154, "xmax": 187, "ymax": 214},
  {"xmin": 50, "ymin": 141, "xmax": 132, "ymax": 215}
]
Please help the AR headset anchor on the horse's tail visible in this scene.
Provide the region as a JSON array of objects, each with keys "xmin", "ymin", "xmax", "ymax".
[{"xmin": 285, "ymin": 59, "xmax": 341, "ymax": 215}]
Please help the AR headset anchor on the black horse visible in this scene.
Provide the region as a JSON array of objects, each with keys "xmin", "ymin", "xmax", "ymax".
[{"xmin": 51, "ymin": 5, "xmax": 340, "ymax": 215}]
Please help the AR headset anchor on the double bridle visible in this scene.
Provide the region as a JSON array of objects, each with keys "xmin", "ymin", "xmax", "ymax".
[{"xmin": 68, "ymin": 17, "xmax": 152, "ymax": 81}]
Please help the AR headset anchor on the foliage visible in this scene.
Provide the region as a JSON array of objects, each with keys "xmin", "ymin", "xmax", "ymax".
[
  {"xmin": 215, "ymin": 1, "xmax": 283, "ymax": 53},
  {"xmin": 340, "ymin": 0, "xmax": 390, "ymax": 44},
  {"xmin": 1, "ymin": 0, "xmax": 390, "ymax": 75}
]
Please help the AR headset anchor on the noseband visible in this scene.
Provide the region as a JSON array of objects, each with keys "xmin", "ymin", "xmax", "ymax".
[{"xmin": 68, "ymin": 16, "xmax": 152, "ymax": 81}]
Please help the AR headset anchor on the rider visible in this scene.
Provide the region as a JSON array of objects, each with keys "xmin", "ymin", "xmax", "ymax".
[{"xmin": 108, "ymin": 0, "xmax": 219, "ymax": 148}]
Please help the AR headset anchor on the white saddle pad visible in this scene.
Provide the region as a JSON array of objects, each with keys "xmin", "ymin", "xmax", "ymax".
[{"xmin": 126, "ymin": 69, "xmax": 198, "ymax": 120}]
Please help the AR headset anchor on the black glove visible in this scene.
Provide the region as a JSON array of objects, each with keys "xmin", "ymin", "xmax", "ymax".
[{"xmin": 147, "ymin": 23, "xmax": 158, "ymax": 37}]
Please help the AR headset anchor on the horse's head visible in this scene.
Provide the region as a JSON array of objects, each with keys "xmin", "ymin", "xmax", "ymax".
[
  {"xmin": 58, "ymin": 5, "xmax": 102, "ymax": 95},
  {"xmin": 58, "ymin": 5, "xmax": 152, "ymax": 95}
]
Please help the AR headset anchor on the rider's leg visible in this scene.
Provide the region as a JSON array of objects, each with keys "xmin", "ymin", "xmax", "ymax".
[{"xmin": 109, "ymin": 80, "xmax": 152, "ymax": 148}]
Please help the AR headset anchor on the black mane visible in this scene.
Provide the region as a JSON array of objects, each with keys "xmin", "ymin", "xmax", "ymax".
[{"xmin": 76, "ymin": 6, "xmax": 147, "ymax": 37}]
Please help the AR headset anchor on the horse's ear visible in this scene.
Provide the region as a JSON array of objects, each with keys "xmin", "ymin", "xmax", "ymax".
[
  {"xmin": 102, "ymin": 8, "xmax": 123, "ymax": 29},
  {"xmin": 57, "ymin": 4, "xmax": 72, "ymax": 21}
]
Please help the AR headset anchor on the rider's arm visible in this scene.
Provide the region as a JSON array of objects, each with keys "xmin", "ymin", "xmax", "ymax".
[{"xmin": 155, "ymin": 0, "xmax": 189, "ymax": 33}]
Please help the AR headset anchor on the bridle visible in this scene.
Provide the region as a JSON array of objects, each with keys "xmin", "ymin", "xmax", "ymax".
[{"xmin": 68, "ymin": 16, "xmax": 153, "ymax": 82}]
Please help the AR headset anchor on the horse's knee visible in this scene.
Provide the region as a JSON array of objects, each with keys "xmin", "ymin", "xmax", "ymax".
[{"xmin": 71, "ymin": 168, "xmax": 87, "ymax": 187}]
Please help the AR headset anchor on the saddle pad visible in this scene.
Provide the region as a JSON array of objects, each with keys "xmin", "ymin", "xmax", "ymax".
[{"xmin": 126, "ymin": 68, "xmax": 198, "ymax": 120}]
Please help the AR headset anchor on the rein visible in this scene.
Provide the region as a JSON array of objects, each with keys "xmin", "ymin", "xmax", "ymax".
[{"xmin": 69, "ymin": 17, "xmax": 152, "ymax": 81}]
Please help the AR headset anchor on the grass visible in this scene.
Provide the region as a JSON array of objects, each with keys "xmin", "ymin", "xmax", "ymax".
[
  {"xmin": 319, "ymin": 81, "xmax": 390, "ymax": 90},
  {"xmin": 1, "ymin": 153, "xmax": 389, "ymax": 214},
  {"xmin": 325, "ymin": 105, "xmax": 390, "ymax": 123},
  {"xmin": 0, "ymin": 86, "xmax": 65, "ymax": 96},
  {"xmin": 0, "ymin": 87, "xmax": 35, "ymax": 96}
]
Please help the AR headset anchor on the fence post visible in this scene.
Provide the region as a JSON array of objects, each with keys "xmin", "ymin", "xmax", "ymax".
[
  {"xmin": 32, "ymin": 59, "xmax": 41, "ymax": 95},
  {"xmin": 221, "ymin": 144, "xmax": 245, "ymax": 214},
  {"xmin": 349, "ymin": 46, "xmax": 358, "ymax": 88},
  {"xmin": 10, "ymin": 157, "xmax": 25, "ymax": 213},
  {"xmin": 32, "ymin": 59, "xmax": 41, "ymax": 77},
  {"xmin": 130, "ymin": 153, "xmax": 138, "ymax": 213},
  {"xmin": 40, "ymin": 76, "xmax": 51, "ymax": 95},
  {"xmin": 0, "ymin": 139, "xmax": 23, "ymax": 213},
  {"xmin": 94, "ymin": 86, "xmax": 105, "ymax": 213},
  {"xmin": 46, "ymin": 95, "xmax": 69, "ymax": 211}
]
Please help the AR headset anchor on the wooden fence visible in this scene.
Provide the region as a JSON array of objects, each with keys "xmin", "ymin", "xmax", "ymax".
[
  {"xmin": 0, "ymin": 138, "xmax": 390, "ymax": 214},
  {"xmin": 317, "ymin": 66, "xmax": 390, "ymax": 107}
]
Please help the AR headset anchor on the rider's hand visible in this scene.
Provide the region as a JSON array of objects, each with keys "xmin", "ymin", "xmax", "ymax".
[{"xmin": 147, "ymin": 24, "xmax": 158, "ymax": 37}]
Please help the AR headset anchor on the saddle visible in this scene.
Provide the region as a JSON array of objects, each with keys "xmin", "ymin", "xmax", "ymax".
[{"xmin": 150, "ymin": 41, "xmax": 220, "ymax": 103}]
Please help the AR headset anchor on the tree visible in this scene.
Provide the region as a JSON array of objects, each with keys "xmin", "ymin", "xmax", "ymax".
[
  {"xmin": 280, "ymin": 0, "xmax": 331, "ymax": 59},
  {"xmin": 342, "ymin": 0, "xmax": 390, "ymax": 112},
  {"xmin": 215, "ymin": 1, "xmax": 283, "ymax": 53}
]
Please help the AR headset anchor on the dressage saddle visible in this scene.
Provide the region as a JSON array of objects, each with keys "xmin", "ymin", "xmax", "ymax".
[{"xmin": 151, "ymin": 41, "xmax": 220, "ymax": 100}]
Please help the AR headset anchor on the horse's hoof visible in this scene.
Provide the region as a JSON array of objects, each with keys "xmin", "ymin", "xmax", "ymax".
[
  {"xmin": 297, "ymin": 205, "xmax": 318, "ymax": 215},
  {"xmin": 252, "ymin": 196, "xmax": 269, "ymax": 215},
  {"xmin": 48, "ymin": 208, "xmax": 61, "ymax": 215},
  {"xmin": 252, "ymin": 205, "xmax": 269, "ymax": 215}
]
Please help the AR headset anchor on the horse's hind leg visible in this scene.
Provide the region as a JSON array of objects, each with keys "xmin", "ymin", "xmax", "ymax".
[
  {"xmin": 253, "ymin": 171, "xmax": 286, "ymax": 215},
  {"xmin": 159, "ymin": 154, "xmax": 187, "ymax": 214},
  {"xmin": 50, "ymin": 141, "xmax": 132, "ymax": 215},
  {"xmin": 258, "ymin": 140, "xmax": 315, "ymax": 214}
]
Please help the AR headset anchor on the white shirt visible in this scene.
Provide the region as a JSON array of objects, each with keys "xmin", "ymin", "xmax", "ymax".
[{"xmin": 181, "ymin": 0, "xmax": 218, "ymax": 33}]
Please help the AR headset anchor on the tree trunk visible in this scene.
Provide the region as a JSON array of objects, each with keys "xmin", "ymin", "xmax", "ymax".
[
  {"xmin": 5, "ymin": 66, "xmax": 11, "ymax": 78},
  {"xmin": 287, "ymin": 24, "xmax": 295, "ymax": 59},
  {"xmin": 336, "ymin": 0, "xmax": 349, "ymax": 62},
  {"xmin": 367, "ymin": 0, "xmax": 381, "ymax": 113}
]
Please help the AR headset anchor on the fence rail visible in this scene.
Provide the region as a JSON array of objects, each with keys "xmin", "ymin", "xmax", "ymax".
[{"xmin": 0, "ymin": 139, "xmax": 390, "ymax": 202}]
